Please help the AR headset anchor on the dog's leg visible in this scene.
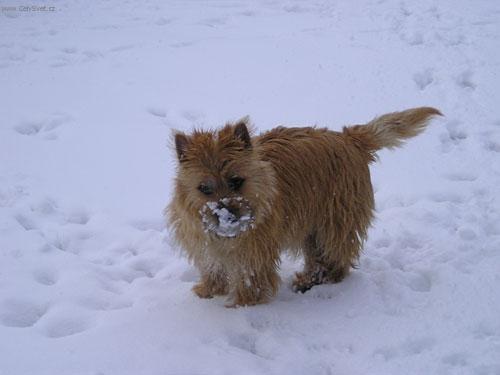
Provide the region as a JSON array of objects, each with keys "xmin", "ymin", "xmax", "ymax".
[
  {"xmin": 293, "ymin": 233, "xmax": 329, "ymax": 293},
  {"xmin": 226, "ymin": 252, "xmax": 280, "ymax": 307},
  {"xmin": 227, "ymin": 266, "xmax": 280, "ymax": 307},
  {"xmin": 192, "ymin": 262, "xmax": 229, "ymax": 299},
  {"xmin": 293, "ymin": 233, "xmax": 351, "ymax": 293}
]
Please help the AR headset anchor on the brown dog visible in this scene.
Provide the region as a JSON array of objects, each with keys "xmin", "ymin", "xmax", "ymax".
[{"xmin": 167, "ymin": 107, "xmax": 441, "ymax": 307}]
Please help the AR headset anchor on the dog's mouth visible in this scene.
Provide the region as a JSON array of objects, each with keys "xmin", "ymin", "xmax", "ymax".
[{"xmin": 200, "ymin": 197, "xmax": 255, "ymax": 238}]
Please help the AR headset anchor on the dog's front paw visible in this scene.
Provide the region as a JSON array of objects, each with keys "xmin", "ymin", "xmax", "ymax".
[
  {"xmin": 224, "ymin": 297, "xmax": 261, "ymax": 308},
  {"xmin": 224, "ymin": 301, "xmax": 240, "ymax": 308},
  {"xmin": 225, "ymin": 287, "xmax": 271, "ymax": 308},
  {"xmin": 292, "ymin": 272, "xmax": 315, "ymax": 293},
  {"xmin": 192, "ymin": 282, "xmax": 214, "ymax": 299}
]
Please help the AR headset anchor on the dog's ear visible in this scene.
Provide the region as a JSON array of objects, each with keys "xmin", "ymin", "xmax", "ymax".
[
  {"xmin": 234, "ymin": 116, "xmax": 252, "ymax": 149},
  {"xmin": 174, "ymin": 132, "xmax": 190, "ymax": 162}
]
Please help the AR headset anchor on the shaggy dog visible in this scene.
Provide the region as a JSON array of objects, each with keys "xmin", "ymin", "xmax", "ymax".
[{"xmin": 167, "ymin": 107, "xmax": 441, "ymax": 307}]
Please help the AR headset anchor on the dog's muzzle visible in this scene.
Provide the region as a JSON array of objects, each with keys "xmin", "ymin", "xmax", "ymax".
[{"xmin": 200, "ymin": 197, "xmax": 255, "ymax": 238}]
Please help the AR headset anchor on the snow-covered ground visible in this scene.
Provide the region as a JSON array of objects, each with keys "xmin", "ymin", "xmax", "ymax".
[{"xmin": 1, "ymin": 1, "xmax": 499, "ymax": 374}]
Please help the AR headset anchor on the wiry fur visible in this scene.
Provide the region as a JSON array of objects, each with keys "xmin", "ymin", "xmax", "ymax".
[{"xmin": 167, "ymin": 107, "xmax": 441, "ymax": 306}]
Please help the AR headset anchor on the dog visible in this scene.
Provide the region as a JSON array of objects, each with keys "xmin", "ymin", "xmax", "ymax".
[{"xmin": 167, "ymin": 107, "xmax": 441, "ymax": 307}]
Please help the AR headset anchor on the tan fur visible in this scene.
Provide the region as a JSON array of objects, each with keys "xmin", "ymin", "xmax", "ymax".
[{"xmin": 166, "ymin": 107, "xmax": 441, "ymax": 306}]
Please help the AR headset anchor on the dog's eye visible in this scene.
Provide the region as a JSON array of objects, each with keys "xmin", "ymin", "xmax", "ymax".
[
  {"xmin": 228, "ymin": 176, "xmax": 245, "ymax": 191},
  {"xmin": 198, "ymin": 183, "xmax": 213, "ymax": 195}
]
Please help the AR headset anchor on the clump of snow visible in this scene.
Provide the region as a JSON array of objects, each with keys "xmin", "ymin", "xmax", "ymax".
[{"xmin": 200, "ymin": 197, "xmax": 254, "ymax": 238}]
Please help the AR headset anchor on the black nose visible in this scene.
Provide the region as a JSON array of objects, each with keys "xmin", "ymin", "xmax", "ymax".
[{"xmin": 217, "ymin": 203, "xmax": 239, "ymax": 218}]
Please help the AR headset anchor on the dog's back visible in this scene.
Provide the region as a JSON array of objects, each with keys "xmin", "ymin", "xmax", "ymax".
[
  {"xmin": 256, "ymin": 126, "xmax": 374, "ymax": 262},
  {"xmin": 254, "ymin": 107, "xmax": 440, "ymax": 292}
]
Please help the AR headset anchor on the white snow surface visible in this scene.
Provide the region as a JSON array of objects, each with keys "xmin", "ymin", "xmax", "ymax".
[{"xmin": 1, "ymin": 1, "xmax": 500, "ymax": 374}]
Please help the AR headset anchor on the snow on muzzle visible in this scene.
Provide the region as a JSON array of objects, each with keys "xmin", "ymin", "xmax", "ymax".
[{"xmin": 200, "ymin": 197, "xmax": 255, "ymax": 238}]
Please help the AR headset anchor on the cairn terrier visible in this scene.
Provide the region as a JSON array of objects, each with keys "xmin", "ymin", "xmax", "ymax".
[{"xmin": 167, "ymin": 107, "xmax": 441, "ymax": 307}]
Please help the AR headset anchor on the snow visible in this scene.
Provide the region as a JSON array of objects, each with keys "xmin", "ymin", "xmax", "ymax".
[
  {"xmin": 201, "ymin": 197, "xmax": 255, "ymax": 238},
  {"xmin": 1, "ymin": 0, "xmax": 500, "ymax": 374}
]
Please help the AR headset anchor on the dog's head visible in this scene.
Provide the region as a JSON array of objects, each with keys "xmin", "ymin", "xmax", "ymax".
[{"xmin": 172, "ymin": 117, "xmax": 276, "ymax": 239}]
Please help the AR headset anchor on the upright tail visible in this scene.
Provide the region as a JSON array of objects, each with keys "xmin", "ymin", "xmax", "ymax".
[{"xmin": 343, "ymin": 107, "xmax": 442, "ymax": 153}]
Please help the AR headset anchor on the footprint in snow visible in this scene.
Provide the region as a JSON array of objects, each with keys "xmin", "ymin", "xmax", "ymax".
[
  {"xmin": 238, "ymin": 10, "xmax": 257, "ymax": 17},
  {"xmin": 474, "ymin": 364, "xmax": 500, "ymax": 375},
  {"xmin": 446, "ymin": 120, "xmax": 468, "ymax": 142},
  {"xmin": 155, "ymin": 17, "xmax": 174, "ymax": 26},
  {"xmin": 444, "ymin": 172, "xmax": 477, "ymax": 182},
  {"xmin": 442, "ymin": 352, "xmax": 468, "ymax": 367},
  {"xmin": 147, "ymin": 107, "xmax": 167, "ymax": 118},
  {"xmin": 480, "ymin": 131, "xmax": 500, "ymax": 153},
  {"xmin": 0, "ymin": 299, "xmax": 48, "ymax": 328},
  {"xmin": 436, "ymin": 32, "xmax": 466, "ymax": 46},
  {"xmin": 244, "ymin": 310, "xmax": 273, "ymax": 331},
  {"xmin": 283, "ymin": 4, "xmax": 311, "ymax": 13},
  {"xmin": 456, "ymin": 70, "xmax": 476, "ymax": 90},
  {"xmin": 49, "ymin": 235, "xmax": 74, "ymax": 253},
  {"xmin": 413, "ymin": 69, "xmax": 434, "ymax": 90},
  {"xmin": 405, "ymin": 271, "xmax": 432, "ymax": 292},
  {"xmin": 112, "ymin": 245, "xmax": 138, "ymax": 260},
  {"xmin": 61, "ymin": 47, "xmax": 78, "ymax": 54},
  {"xmin": 226, "ymin": 331, "xmax": 259, "ymax": 356},
  {"xmin": 373, "ymin": 236, "xmax": 392, "ymax": 249},
  {"xmin": 395, "ymin": 232, "xmax": 424, "ymax": 250},
  {"xmin": 458, "ymin": 228, "xmax": 477, "ymax": 241},
  {"xmin": 33, "ymin": 268, "xmax": 59, "ymax": 286},
  {"xmin": 129, "ymin": 218, "xmax": 164, "ymax": 231},
  {"xmin": 8, "ymin": 51, "xmax": 26, "ymax": 62},
  {"xmin": 109, "ymin": 44, "xmax": 134, "ymax": 53},
  {"xmin": 14, "ymin": 214, "xmax": 37, "ymax": 231},
  {"xmin": 403, "ymin": 336, "xmax": 437, "ymax": 355},
  {"xmin": 404, "ymin": 32, "xmax": 424, "ymax": 46},
  {"xmin": 198, "ymin": 17, "xmax": 227, "ymax": 28},
  {"xmin": 78, "ymin": 295, "xmax": 133, "ymax": 311},
  {"xmin": 14, "ymin": 113, "xmax": 73, "ymax": 139},
  {"xmin": 82, "ymin": 49, "xmax": 104, "ymax": 62},
  {"xmin": 472, "ymin": 319, "xmax": 500, "ymax": 340},
  {"xmin": 31, "ymin": 197, "xmax": 58, "ymax": 215},
  {"xmin": 374, "ymin": 336, "xmax": 436, "ymax": 360},
  {"xmin": 128, "ymin": 258, "xmax": 161, "ymax": 279},
  {"xmin": 109, "ymin": 258, "xmax": 163, "ymax": 284},
  {"xmin": 181, "ymin": 109, "xmax": 205, "ymax": 124},
  {"xmin": 399, "ymin": 3, "xmax": 412, "ymax": 17},
  {"xmin": 39, "ymin": 310, "xmax": 93, "ymax": 338},
  {"xmin": 66, "ymin": 210, "xmax": 91, "ymax": 225},
  {"xmin": 484, "ymin": 140, "xmax": 500, "ymax": 153},
  {"xmin": 14, "ymin": 120, "xmax": 44, "ymax": 135},
  {"xmin": 170, "ymin": 41, "xmax": 196, "ymax": 48},
  {"xmin": 428, "ymin": 192, "xmax": 464, "ymax": 204},
  {"xmin": 50, "ymin": 57, "xmax": 73, "ymax": 68},
  {"xmin": 439, "ymin": 120, "xmax": 467, "ymax": 151}
]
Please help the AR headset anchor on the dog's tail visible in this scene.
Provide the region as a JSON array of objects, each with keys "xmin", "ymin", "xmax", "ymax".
[{"xmin": 343, "ymin": 107, "xmax": 442, "ymax": 153}]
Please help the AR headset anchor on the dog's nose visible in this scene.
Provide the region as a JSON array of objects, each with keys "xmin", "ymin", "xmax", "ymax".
[{"xmin": 216, "ymin": 202, "xmax": 239, "ymax": 220}]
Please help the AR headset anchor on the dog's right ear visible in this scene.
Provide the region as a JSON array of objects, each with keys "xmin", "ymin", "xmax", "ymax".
[
  {"xmin": 175, "ymin": 132, "xmax": 190, "ymax": 162},
  {"xmin": 233, "ymin": 116, "xmax": 252, "ymax": 149}
]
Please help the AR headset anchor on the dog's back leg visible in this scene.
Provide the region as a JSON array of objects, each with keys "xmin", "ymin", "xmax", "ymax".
[{"xmin": 292, "ymin": 232, "xmax": 351, "ymax": 293}]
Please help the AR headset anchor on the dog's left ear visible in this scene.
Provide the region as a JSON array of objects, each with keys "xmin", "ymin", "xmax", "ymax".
[
  {"xmin": 174, "ymin": 132, "xmax": 190, "ymax": 162},
  {"xmin": 234, "ymin": 116, "xmax": 252, "ymax": 149}
]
